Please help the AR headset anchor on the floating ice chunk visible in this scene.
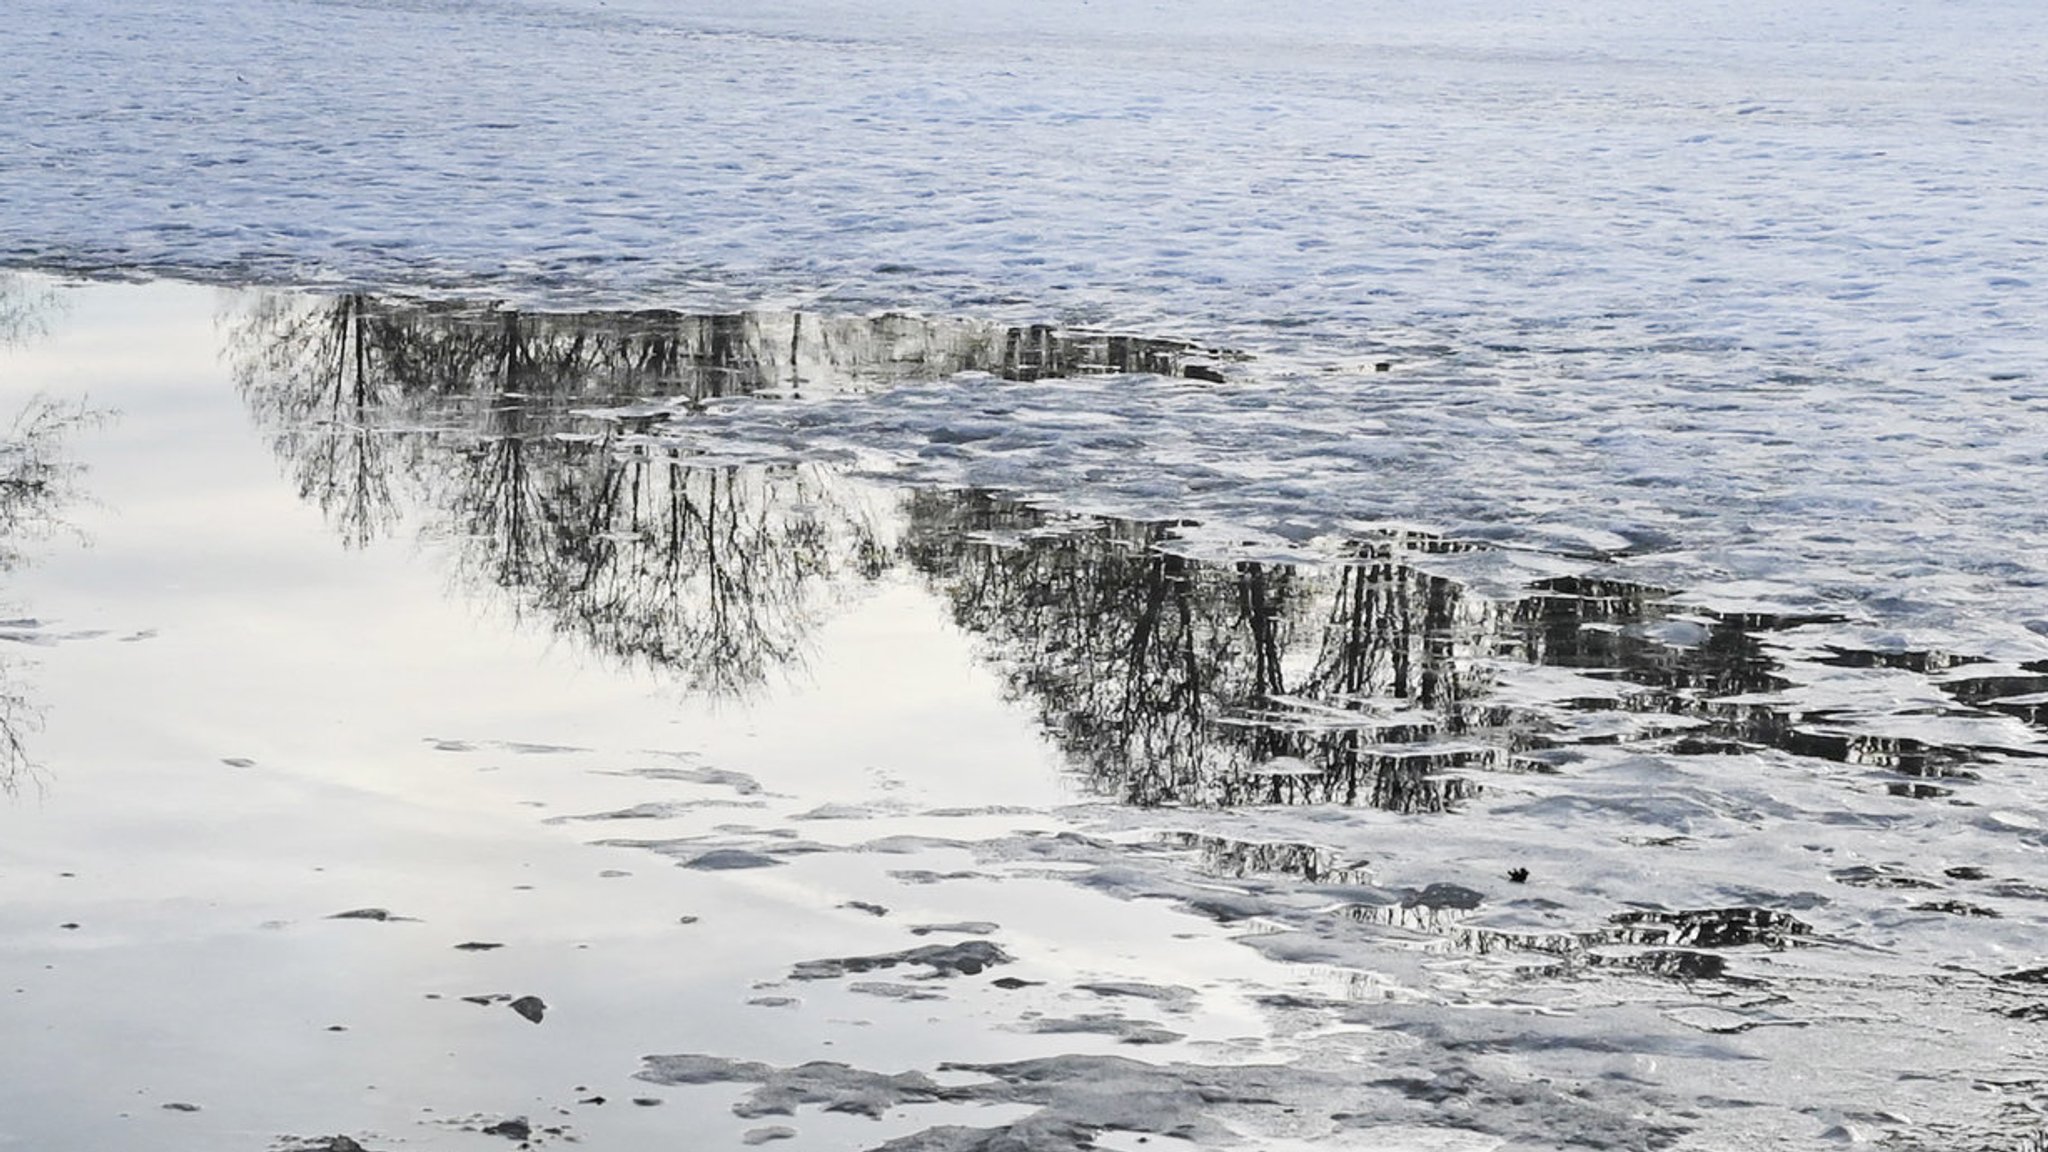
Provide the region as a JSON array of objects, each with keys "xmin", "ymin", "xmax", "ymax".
[
  {"xmin": 1981, "ymin": 810, "xmax": 2042, "ymax": 833},
  {"xmin": 1249, "ymin": 756, "xmax": 1320, "ymax": 777},
  {"xmin": 1627, "ymin": 618, "xmax": 1714, "ymax": 648}
]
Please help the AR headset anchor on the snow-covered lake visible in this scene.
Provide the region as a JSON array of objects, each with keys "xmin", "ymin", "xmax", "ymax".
[{"xmin": 3, "ymin": 1, "xmax": 2048, "ymax": 1148}]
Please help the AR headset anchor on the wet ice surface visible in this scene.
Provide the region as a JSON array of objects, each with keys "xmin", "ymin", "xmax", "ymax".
[{"xmin": 2, "ymin": 281, "xmax": 2045, "ymax": 1149}]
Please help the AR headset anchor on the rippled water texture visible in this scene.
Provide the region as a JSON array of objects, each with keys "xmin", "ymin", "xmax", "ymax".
[{"xmin": 6, "ymin": 0, "xmax": 2047, "ymax": 647}]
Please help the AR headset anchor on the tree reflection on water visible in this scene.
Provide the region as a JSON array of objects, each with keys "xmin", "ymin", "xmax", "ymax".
[
  {"xmin": 0, "ymin": 273, "xmax": 64, "ymax": 350},
  {"xmin": 227, "ymin": 293, "xmax": 1229, "ymax": 697},
  {"xmin": 228, "ymin": 292, "xmax": 2042, "ymax": 811},
  {"xmin": 902, "ymin": 492, "xmax": 1804, "ymax": 812},
  {"xmin": 228, "ymin": 293, "xmax": 905, "ymax": 697},
  {"xmin": 1, "ymin": 275, "xmax": 97, "ymax": 792}
]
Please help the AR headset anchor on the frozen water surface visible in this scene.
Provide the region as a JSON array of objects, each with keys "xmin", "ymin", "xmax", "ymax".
[
  {"xmin": 1, "ymin": 281, "xmax": 2044, "ymax": 1150},
  {"xmin": 6, "ymin": 0, "xmax": 2047, "ymax": 641},
  {"xmin": 3, "ymin": 0, "xmax": 2048, "ymax": 1146}
]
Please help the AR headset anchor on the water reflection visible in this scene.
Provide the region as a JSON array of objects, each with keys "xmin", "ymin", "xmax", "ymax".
[
  {"xmin": 1160, "ymin": 832, "xmax": 1374, "ymax": 886},
  {"xmin": 0, "ymin": 273, "xmax": 64, "ymax": 349},
  {"xmin": 2, "ymin": 274, "xmax": 88, "ymax": 790},
  {"xmin": 226, "ymin": 293, "xmax": 1227, "ymax": 695},
  {"xmin": 1458, "ymin": 905, "xmax": 1813, "ymax": 982},
  {"xmin": 228, "ymin": 292, "xmax": 1228, "ymax": 417},
  {"xmin": 0, "ymin": 396, "xmax": 99, "ymax": 791},
  {"xmin": 228, "ymin": 294, "xmax": 904, "ymax": 696},
  {"xmin": 900, "ymin": 492, "xmax": 1503, "ymax": 811},
  {"xmin": 898, "ymin": 492, "xmax": 1865, "ymax": 812},
  {"xmin": 1324, "ymin": 894, "xmax": 1814, "ymax": 980},
  {"xmin": 228, "ymin": 293, "xmax": 2046, "ymax": 808}
]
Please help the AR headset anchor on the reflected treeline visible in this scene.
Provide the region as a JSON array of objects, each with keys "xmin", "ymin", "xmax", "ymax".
[
  {"xmin": 227, "ymin": 292, "xmax": 1227, "ymax": 547},
  {"xmin": 1334, "ymin": 893, "xmax": 1812, "ymax": 981},
  {"xmin": 3, "ymin": 273, "xmax": 80, "ymax": 790},
  {"xmin": 228, "ymin": 292, "xmax": 906, "ymax": 696},
  {"xmin": 226, "ymin": 292, "xmax": 1228, "ymax": 695},
  {"xmin": 228, "ymin": 291, "xmax": 2043, "ymax": 804},
  {"xmin": 897, "ymin": 493, "xmax": 1852, "ymax": 813},
  {"xmin": 1458, "ymin": 904, "xmax": 1812, "ymax": 983},
  {"xmin": 0, "ymin": 395, "xmax": 100, "ymax": 793},
  {"xmin": 0, "ymin": 398, "xmax": 96, "ymax": 572},
  {"xmin": 230, "ymin": 292, "xmax": 1228, "ymax": 417},
  {"xmin": 1160, "ymin": 831, "xmax": 1374, "ymax": 886},
  {"xmin": 0, "ymin": 272, "xmax": 63, "ymax": 349},
  {"xmin": 448, "ymin": 447, "xmax": 877, "ymax": 697},
  {"xmin": 899, "ymin": 491, "xmax": 1509, "ymax": 812}
]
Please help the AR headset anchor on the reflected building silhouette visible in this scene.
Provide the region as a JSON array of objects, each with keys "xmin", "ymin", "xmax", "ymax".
[{"xmin": 227, "ymin": 291, "xmax": 2041, "ymax": 806}]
